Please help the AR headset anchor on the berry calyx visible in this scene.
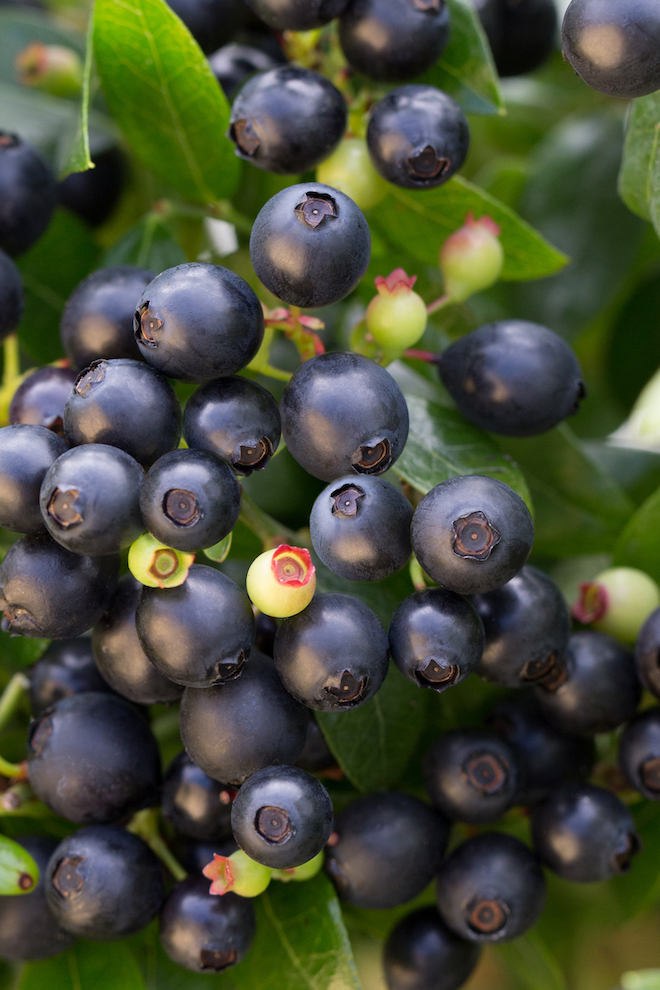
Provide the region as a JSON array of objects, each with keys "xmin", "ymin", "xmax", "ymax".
[
  {"xmin": 439, "ymin": 214, "xmax": 504, "ymax": 304},
  {"xmin": 202, "ymin": 850, "xmax": 272, "ymax": 898},
  {"xmin": 246, "ymin": 545, "xmax": 316, "ymax": 618},
  {"xmin": 128, "ymin": 532, "xmax": 195, "ymax": 589},
  {"xmin": 365, "ymin": 269, "xmax": 428, "ymax": 352},
  {"xmin": 573, "ymin": 567, "xmax": 660, "ymax": 644}
]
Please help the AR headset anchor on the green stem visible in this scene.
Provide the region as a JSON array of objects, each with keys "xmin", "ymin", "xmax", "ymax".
[
  {"xmin": 239, "ymin": 492, "xmax": 305, "ymax": 551},
  {"xmin": 0, "ymin": 756, "xmax": 24, "ymax": 778},
  {"xmin": 128, "ymin": 809, "xmax": 187, "ymax": 882},
  {"xmin": 0, "ymin": 673, "xmax": 29, "ymax": 734},
  {"xmin": 2, "ymin": 336, "xmax": 19, "ymax": 389}
]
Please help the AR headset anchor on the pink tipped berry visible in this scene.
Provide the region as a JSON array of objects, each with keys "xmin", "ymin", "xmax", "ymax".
[
  {"xmin": 246, "ymin": 544, "xmax": 316, "ymax": 618},
  {"xmin": 203, "ymin": 850, "xmax": 272, "ymax": 898},
  {"xmin": 16, "ymin": 43, "xmax": 83, "ymax": 98},
  {"xmin": 574, "ymin": 567, "xmax": 660, "ymax": 645},
  {"xmin": 366, "ymin": 268, "xmax": 428, "ymax": 351},
  {"xmin": 439, "ymin": 213, "xmax": 504, "ymax": 303}
]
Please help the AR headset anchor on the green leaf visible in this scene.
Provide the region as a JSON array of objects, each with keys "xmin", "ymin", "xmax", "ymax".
[
  {"xmin": 496, "ymin": 932, "xmax": 568, "ymax": 990},
  {"xmin": 21, "ymin": 941, "xmax": 146, "ymax": 990},
  {"xmin": 608, "ymin": 801, "xmax": 660, "ymax": 922},
  {"xmin": 59, "ymin": 4, "xmax": 95, "ymax": 179},
  {"xmin": 0, "ymin": 835, "xmax": 38, "ymax": 894},
  {"xmin": 367, "ymin": 178, "xmax": 567, "ymax": 283},
  {"xmin": 103, "ymin": 215, "xmax": 187, "ymax": 273},
  {"xmin": 395, "ymin": 394, "xmax": 532, "ymax": 509},
  {"xmin": 618, "ymin": 92, "xmax": 660, "ymax": 226},
  {"xmin": 613, "ymin": 484, "xmax": 660, "ymax": 583},
  {"xmin": 317, "ymin": 664, "xmax": 429, "ymax": 792},
  {"xmin": 93, "ymin": 0, "xmax": 239, "ymax": 204},
  {"xmin": 621, "ymin": 971, "xmax": 660, "ymax": 990},
  {"xmin": 420, "ymin": 0, "xmax": 503, "ymax": 116}
]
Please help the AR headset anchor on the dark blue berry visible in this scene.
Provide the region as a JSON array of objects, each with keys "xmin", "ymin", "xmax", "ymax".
[
  {"xmin": 476, "ymin": 0, "xmax": 557, "ymax": 77},
  {"xmin": 245, "ymin": 0, "xmax": 349, "ymax": 30},
  {"xmin": 30, "ymin": 636, "xmax": 111, "ymax": 715},
  {"xmin": 296, "ymin": 712, "xmax": 336, "ymax": 772},
  {"xmin": 619, "ymin": 707, "xmax": 660, "ymax": 800},
  {"xmin": 9, "ymin": 366, "xmax": 77, "ymax": 435},
  {"xmin": 384, "ymin": 907, "xmax": 480, "ymax": 990},
  {"xmin": 58, "ymin": 146, "xmax": 125, "ymax": 228},
  {"xmin": 0, "ymin": 248, "xmax": 23, "ymax": 338},
  {"xmin": 167, "ymin": 0, "xmax": 242, "ymax": 53},
  {"xmin": 162, "ymin": 751, "xmax": 234, "ymax": 841},
  {"xmin": 0, "ymin": 424, "xmax": 67, "ymax": 534},
  {"xmin": 208, "ymin": 42, "xmax": 281, "ymax": 98},
  {"xmin": 0, "ymin": 132, "xmax": 56, "ymax": 256},
  {"xmin": 635, "ymin": 605, "xmax": 660, "ymax": 700},
  {"xmin": 175, "ymin": 836, "xmax": 238, "ymax": 874}
]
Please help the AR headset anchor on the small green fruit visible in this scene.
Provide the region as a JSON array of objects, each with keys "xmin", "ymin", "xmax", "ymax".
[
  {"xmin": 272, "ymin": 850, "xmax": 324, "ymax": 883},
  {"xmin": 128, "ymin": 533, "xmax": 195, "ymax": 589},
  {"xmin": 203, "ymin": 849, "xmax": 272, "ymax": 898},
  {"xmin": 316, "ymin": 138, "xmax": 388, "ymax": 211},
  {"xmin": 439, "ymin": 213, "xmax": 504, "ymax": 303},
  {"xmin": 365, "ymin": 268, "xmax": 427, "ymax": 351}
]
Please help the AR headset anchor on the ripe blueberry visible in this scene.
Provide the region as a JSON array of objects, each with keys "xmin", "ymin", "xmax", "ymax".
[
  {"xmin": 476, "ymin": 0, "xmax": 557, "ymax": 78},
  {"xmin": 280, "ymin": 352, "xmax": 408, "ymax": 481},
  {"xmin": 245, "ymin": 0, "xmax": 349, "ymax": 30},
  {"xmin": 30, "ymin": 636, "xmax": 111, "ymax": 715},
  {"xmin": 162, "ymin": 751, "xmax": 234, "ymax": 842},
  {"xmin": 411, "ymin": 475, "xmax": 534, "ymax": 596},
  {"xmin": 249, "ymin": 183, "xmax": 371, "ymax": 309},
  {"xmin": 296, "ymin": 712, "xmax": 336, "ymax": 772},
  {"xmin": 0, "ymin": 424, "xmax": 67, "ymax": 534},
  {"xmin": 9, "ymin": 366, "xmax": 77, "ymax": 435},
  {"xmin": 367, "ymin": 86, "xmax": 469, "ymax": 190},
  {"xmin": 0, "ymin": 248, "xmax": 23, "ymax": 338},
  {"xmin": 135, "ymin": 263, "xmax": 264, "ymax": 383},
  {"xmin": 57, "ymin": 146, "xmax": 125, "ymax": 228},
  {"xmin": 167, "ymin": 0, "xmax": 242, "ymax": 53},
  {"xmin": 635, "ymin": 605, "xmax": 660, "ymax": 700},
  {"xmin": 384, "ymin": 907, "xmax": 481, "ymax": 990},
  {"xmin": 619, "ymin": 707, "xmax": 660, "ymax": 801},
  {"xmin": 0, "ymin": 132, "xmax": 56, "ymax": 256},
  {"xmin": 208, "ymin": 43, "xmax": 280, "ymax": 99}
]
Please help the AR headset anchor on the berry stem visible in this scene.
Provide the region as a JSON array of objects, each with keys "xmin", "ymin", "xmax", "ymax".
[
  {"xmin": 239, "ymin": 491, "xmax": 306, "ymax": 551},
  {"xmin": 409, "ymin": 556, "xmax": 428, "ymax": 591},
  {"xmin": 425, "ymin": 294, "xmax": 451, "ymax": 315},
  {"xmin": 403, "ymin": 349, "xmax": 437, "ymax": 363},
  {"xmin": 0, "ymin": 673, "xmax": 29, "ymax": 734},
  {"xmin": 0, "ymin": 756, "xmax": 25, "ymax": 780},
  {"xmin": 127, "ymin": 808, "xmax": 187, "ymax": 882},
  {"xmin": 0, "ymin": 335, "xmax": 25, "ymax": 425}
]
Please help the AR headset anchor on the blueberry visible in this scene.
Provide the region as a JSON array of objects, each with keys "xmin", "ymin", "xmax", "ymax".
[
  {"xmin": 167, "ymin": 0, "xmax": 242, "ymax": 53},
  {"xmin": 208, "ymin": 42, "xmax": 280, "ymax": 98},
  {"xmin": 175, "ymin": 836, "xmax": 238, "ymax": 874},
  {"xmin": 63, "ymin": 358, "xmax": 182, "ymax": 468},
  {"xmin": 310, "ymin": 475, "xmax": 412, "ymax": 582},
  {"xmin": 339, "ymin": 0, "xmax": 450, "ymax": 82},
  {"xmin": 162, "ymin": 751, "xmax": 234, "ymax": 841},
  {"xmin": 140, "ymin": 448, "xmax": 240, "ymax": 552},
  {"xmin": 0, "ymin": 132, "xmax": 56, "ymax": 256},
  {"xmin": 9, "ymin": 366, "xmax": 77, "ymax": 435},
  {"xmin": 437, "ymin": 321, "xmax": 586, "ymax": 437},
  {"xmin": 0, "ymin": 424, "xmax": 67, "ymax": 534},
  {"xmin": 367, "ymin": 86, "xmax": 469, "ymax": 190},
  {"xmin": 0, "ymin": 248, "xmax": 23, "ymax": 338},
  {"xmin": 0, "ymin": 533, "xmax": 119, "ymax": 638},
  {"xmin": 30, "ymin": 636, "xmax": 111, "ymax": 715},
  {"xmin": 383, "ymin": 907, "xmax": 480, "ymax": 990},
  {"xmin": 411, "ymin": 476, "xmax": 534, "ymax": 596},
  {"xmin": 280, "ymin": 352, "xmax": 408, "ymax": 481},
  {"xmin": 160, "ymin": 874, "xmax": 255, "ymax": 972},
  {"xmin": 40, "ymin": 443, "xmax": 144, "ymax": 556},
  {"xmin": 325, "ymin": 792, "xmax": 449, "ymax": 910},
  {"xmin": 245, "ymin": 0, "xmax": 349, "ymax": 30},
  {"xmin": 134, "ymin": 263, "xmax": 264, "ymax": 383},
  {"xmin": 619, "ymin": 707, "xmax": 660, "ymax": 800},
  {"xmin": 634, "ymin": 605, "xmax": 660, "ymax": 700},
  {"xmin": 486, "ymin": 692, "xmax": 595, "ymax": 805},
  {"xmin": 179, "ymin": 651, "xmax": 308, "ymax": 785},
  {"xmin": 183, "ymin": 376, "xmax": 281, "ymax": 476},
  {"xmin": 27, "ymin": 691, "xmax": 161, "ymax": 823},
  {"xmin": 229, "ymin": 66, "xmax": 347, "ymax": 175},
  {"xmin": 424, "ymin": 729, "xmax": 520, "ymax": 824},
  {"xmin": 92, "ymin": 575, "xmax": 184, "ymax": 705},
  {"xmin": 274, "ymin": 593, "xmax": 389, "ymax": 712},
  {"xmin": 476, "ymin": 0, "xmax": 557, "ymax": 78},
  {"xmin": 534, "ymin": 631, "xmax": 641, "ymax": 736},
  {"xmin": 46, "ymin": 825, "xmax": 164, "ymax": 940},
  {"xmin": 231, "ymin": 765, "xmax": 334, "ymax": 868},
  {"xmin": 531, "ymin": 783, "xmax": 640, "ymax": 882},
  {"xmin": 60, "ymin": 265, "xmax": 154, "ymax": 369},
  {"xmin": 472, "ymin": 565, "xmax": 570, "ymax": 688},
  {"xmin": 562, "ymin": 0, "xmax": 660, "ymax": 99},
  {"xmin": 296, "ymin": 712, "xmax": 336, "ymax": 772},
  {"xmin": 249, "ymin": 184, "xmax": 371, "ymax": 309},
  {"xmin": 0, "ymin": 836, "xmax": 75, "ymax": 961},
  {"xmin": 389, "ymin": 588, "xmax": 484, "ymax": 692},
  {"xmin": 136, "ymin": 564, "xmax": 255, "ymax": 688},
  {"xmin": 58, "ymin": 147, "xmax": 125, "ymax": 228}
]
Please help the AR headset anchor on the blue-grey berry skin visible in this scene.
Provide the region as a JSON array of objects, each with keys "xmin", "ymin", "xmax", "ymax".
[
  {"xmin": 209, "ymin": 43, "xmax": 281, "ymax": 99},
  {"xmin": 245, "ymin": 0, "xmax": 349, "ymax": 30},
  {"xmin": 274, "ymin": 593, "xmax": 390, "ymax": 712},
  {"xmin": 619, "ymin": 707, "xmax": 660, "ymax": 800},
  {"xmin": 136, "ymin": 564, "xmax": 255, "ymax": 689},
  {"xmin": 389, "ymin": 588, "xmax": 484, "ymax": 691},
  {"xmin": 476, "ymin": 0, "xmax": 557, "ymax": 78},
  {"xmin": 183, "ymin": 376, "xmax": 281, "ymax": 476},
  {"xmin": 249, "ymin": 184, "xmax": 371, "ymax": 309},
  {"xmin": 411, "ymin": 475, "xmax": 534, "ymax": 596},
  {"xmin": 140, "ymin": 448, "xmax": 241, "ymax": 552},
  {"xmin": 310, "ymin": 474, "xmax": 412, "ymax": 582},
  {"xmin": 134, "ymin": 263, "xmax": 264, "ymax": 383},
  {"xmin": 367, "ymin": 86, "xmax": 469, "ymax": 190},
  {"xmin": 635, "ymin": 606, "xmax": 660, "ymax": 700},
  {"xmin": 167, "ymin": 0, "xmax": 242, "ymax": 53},
  {"xmin": 424, "ymin": 730, "xmax": 519, "ymax": 825},
  {"xmin": 162, "ymin": 751, "xmax": 233, "ymax": 842},
  {"xmin": 0, "ymin": 424, "xmax": 68, "ymax": 534},
  {"xmin": 325, "ymin": 792, "xmax": 450, "ymax": 910},
  {"xmin": 0, "ymin": 248, "xmax": 24, "ymax": 338},
  {"xmin": 30, "ymin": 636, "xmax": 112, "ymax": 715},
  {"xmin": 436, "ymin": 833, "xmax": 546, "ymax": 943},
  {"xmin": 9, "ymin": 366, "xmax": 77, "ymax": 434},
  {"xmin": 0, "ymin": 132, "xmax": 57, "ymax": 257},
  {"xmin": 534, "ymin": 631, "xmax": 641, "ymax": 737},
  {"xmin": 562, "ymin": 0, "xmax": 660, "ymax": 99},
  {"xmin": 229, "ymin": 66, "xmax": 347, "ymax": 175},
  {"xmin": 231, "ymin": 765, "xmax": 334, "ymax": 869},
  {"xmin": 472, "ymin": 566, "xmax": 570, "ymax": 689},
  {"xmin": 437, "ymin": 321, "xmax": 586, "ymax": 437},
  {"xmin": 530, "ymin": 783, "xmax": 640, "ymax": 882},
  {"xmin": 40, "ymin": 444, "xmax": 144, "ymax": 556},
  {"xmin": 280, "ymin": 352, "xmax": 408, "ymax": 482},
  {"xmin": 339, "ymin": 0, "xmax": 450, "ymax": 83},
  {"xmin": 384, "ymin": 907, "xmax": 481, "ymax": 990}
]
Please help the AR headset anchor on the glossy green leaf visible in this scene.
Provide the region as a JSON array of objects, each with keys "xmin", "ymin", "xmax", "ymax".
[
  {"xmin": 618, "ymin": 92, "xmax": 660, "ymax": 227},
  {"xmin": 0, "ymin": 835, "xmax": 38, "ymax": 894},
  {"xmin": 59, "ymin": 4, "xmax": 94, "ymax": 178},
  {"xmin": 613, "ymin": 484, "xmax": 660, "ymax": 583},
  {"xmin": 609, "ymin": 802, "xmax": 660, "ymax": 922},
  {"xmin": 317, "ymin": 664, "xmax": 429, "ymax": 792},
  {"xmin": 395, "ymin": 395, "xmax": 532, "ymax": 509},
  {"xmin": 368, "ymin": 177, "xmax": 566, "ymax": 283},
  {"xmin": 21, "ymin": 940, "xmax": 146, "ymax": 990},
  {"xmin": 94, "ymin": 0, "xmax": 239, "ymax": 204},
  {"xmin": 496, "ymin": 932, "xmax": 568, "ymax": 990},
  {"xmin": 103, "ymin": 215, "xmax": 187, "ymax": 272}
]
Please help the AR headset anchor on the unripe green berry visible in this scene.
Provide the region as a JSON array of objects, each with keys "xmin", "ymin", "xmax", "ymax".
[
  {"xmin": 365, "ymin": 268, "xmax": 427, "ymax": 350},
  {"xmin": 246, "ymin": 544, "xmax": 316, "ymax": 618},
  {"xmin": 203, "ymin": 849, "xmax": 272, "ymax": 898},
  {"xmin": 16, "ymin": 42, "xmax": 83, "ymax": 98},
  {"xmin": 573, "ymin": 566, "xmax": 660, "ymax": 644},
  {"xmin": 316, "ymin": 138, "xmax": 388, "ymax": 211},
  {"xmin": 271, "ymin": 850, "xmax": 324, "ymax": 883},
  {"xmin": 439, "ymin": 213, "xmax": 504, "ymax": 303},
  {"xmin": 128, "ymin": 532, "xmax": 195, "ymax": 589}
]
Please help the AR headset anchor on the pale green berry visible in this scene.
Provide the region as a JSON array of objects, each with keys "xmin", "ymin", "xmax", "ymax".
[
  {"xmin": 203, "ymin": 849, "xmax": 272, "ymax": 898},
  {"xmin": 573, "ymin": 566, "xmax": 660, "ymax": 644},
  {"xmin": 365, "ymin": 268, "xmax": 427, "ymax": 350},
  {"xmin": 439, "ymin": 213, "xmax": 504, "ymax": 303},
  {"xmin": 246, "ymin": 544, "xmax": 316, "ymax": 618},
  {"xmin": 16, "ymin": 42, "xmax": 83, "ymax": 98},
  {"xmin": 316, "ymin": 138, "xmax": 388, "ymax": 211},
  {"xmin": 272, "ymin": 850, "xmax": 324, "ymax": 883},
  {"xmin": 128, "ymin": 532, "xmax": 195, "ymax": 589}
]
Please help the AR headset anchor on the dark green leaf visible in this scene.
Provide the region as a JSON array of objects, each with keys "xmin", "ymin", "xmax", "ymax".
[
  {"xmin": 609, "ymin": 801, "xmax": 660, "ymax": 922},
  {"xmin": 317, "ymin": 664, "xmax": 429, "ymax": 792},
  {"xmin": 618, "ymin": 92, "xmax": 660, "ymax": 226},
  {"xmin": 613, "ymin": 484, "xmax": 660, "ymax": 583},
  {"xmin": 59, "ymin": 5, "xmax": 94, "ymax": 178},
  {"xmin": 367, "ymin": 178, "xmax": 567, "ymax": 283},
  {"xmin": 0, "ymin": 834, "xmax": 38, "ymax": 894},
  {"xmin": 94, "ymin": 0, "xmax": 239, "ymax": 204},
  {"xmin": 21, "ymin": 941, "xmax": 145, "ymax": 990},
  {"xmin": 103, "ymin": 216, "xmax": 187, "ymax": 272},
  {"xmin": 496, "ymin": 932, "xmax": 568, "ymax": 990}
]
